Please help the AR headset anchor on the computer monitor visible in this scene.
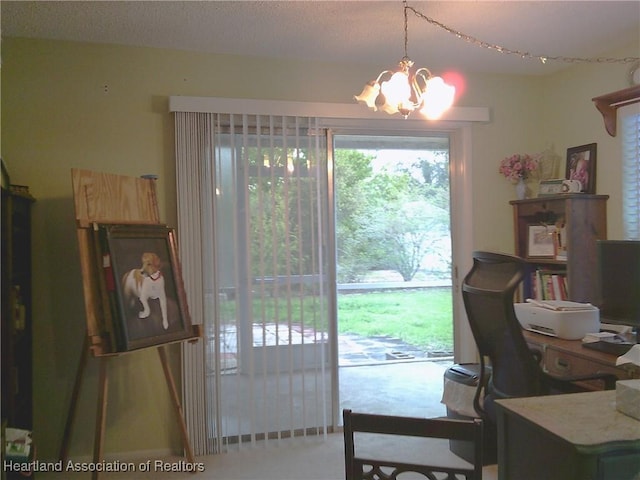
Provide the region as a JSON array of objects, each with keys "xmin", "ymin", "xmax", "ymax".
[{"xmin": 596, "ymin": 240, "xmax": 640, "ymax": 342}]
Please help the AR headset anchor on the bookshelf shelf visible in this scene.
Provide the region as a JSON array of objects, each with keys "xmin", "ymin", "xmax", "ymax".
[{"xmin": 510, "ymin": 194, "xmax": 608, "ymax": 303}]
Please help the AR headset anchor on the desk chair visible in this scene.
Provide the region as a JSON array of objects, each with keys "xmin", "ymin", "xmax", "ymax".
[
  {"xmin": 343, "ymin": 409, "xmax": 483, "ymax": 480},
  {"xmin": 461, "ymin": 251, "xmax": 617, "ymax": 448}
]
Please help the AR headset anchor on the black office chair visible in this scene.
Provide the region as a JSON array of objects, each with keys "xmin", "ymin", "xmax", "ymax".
[
  {"xmin": 461, "ymin": 251, "xmax": 617, "ymax": 444},
  {"xmin": 343, "ymin": 409, "xmax": 483, "ymax": 480}
]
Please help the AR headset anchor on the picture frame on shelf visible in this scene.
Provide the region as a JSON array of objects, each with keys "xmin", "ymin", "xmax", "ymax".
[
  {"xmin": 96, "ymin": 223, "xmax": 193, "ymax": 352},
  {"xmin": 565, "ymin": 143, "xmax": 597, "ymax": 194},
  {"xmin": 527, "ymin": 225, "xmax": 557, "ymax": 258}
]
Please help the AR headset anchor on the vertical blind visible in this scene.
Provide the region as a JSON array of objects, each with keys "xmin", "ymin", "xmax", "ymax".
[
  {"xmin": 175, "ymin": 112, "xmax": 332, "ymax": 455},
  {"xmin": 622, "ymin": 104, "xmax": 640, "ymax": 240}
]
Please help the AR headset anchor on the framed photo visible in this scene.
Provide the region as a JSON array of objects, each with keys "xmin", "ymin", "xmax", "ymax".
[
  {"xmin": 527, "ymin": 225, "xmax": 556, "ymax": 258},
  {"xmin": 565, "ymin": 143, "xmax": 597, "ymax": 194},
  {"xmin": 97, "ymin": 224, "xmax": 193, "ymax": 352}
]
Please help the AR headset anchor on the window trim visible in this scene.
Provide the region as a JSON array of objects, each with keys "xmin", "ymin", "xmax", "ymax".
[{"xmin": 621, "ymin": 102, "xmax": 640, "ymax": 240}]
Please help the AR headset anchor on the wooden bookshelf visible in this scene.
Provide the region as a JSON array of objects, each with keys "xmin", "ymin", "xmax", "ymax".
[
  {"xmin": 510, "ymin": 194, "xmax": 608, "ymax": 303},
  {"xmin": 1, "ymin": 186, "xmax": 35, "ymax": 432}
]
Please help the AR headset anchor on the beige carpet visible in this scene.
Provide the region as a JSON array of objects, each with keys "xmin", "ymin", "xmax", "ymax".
[{"xmin": 36, "ymin": 433, "xmax": 498, "ymax": 480}]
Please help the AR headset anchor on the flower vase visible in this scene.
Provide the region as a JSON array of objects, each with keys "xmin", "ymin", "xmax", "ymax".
[{"xmin": 515, "ymin": 178, "xmax": 526, "ymax": 200}]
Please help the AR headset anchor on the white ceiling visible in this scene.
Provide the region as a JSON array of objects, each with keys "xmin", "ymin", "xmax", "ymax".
[{"xmin": 2, "ymin": 1, "xmax": 639, "ymax": 76}]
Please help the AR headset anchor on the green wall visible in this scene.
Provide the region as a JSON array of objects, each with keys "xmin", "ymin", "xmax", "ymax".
[{"xmin": 1, "ymin": 35, "xmax": 637, "ymax": 460}]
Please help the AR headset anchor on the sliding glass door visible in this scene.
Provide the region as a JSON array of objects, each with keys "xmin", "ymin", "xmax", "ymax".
[{"xmin": 176, "ymin": 108, "xmax": 476, "ymax": 454}]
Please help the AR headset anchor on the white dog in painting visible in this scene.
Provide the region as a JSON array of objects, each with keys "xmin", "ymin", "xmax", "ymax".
[{"xmin": 122, "ymin": 252, "xmax": 168, "ymax": 329}]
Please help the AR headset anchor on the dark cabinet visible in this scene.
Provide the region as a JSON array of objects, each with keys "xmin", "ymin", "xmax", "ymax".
[{"xmin": 1, "ymin": 186, "xmax": 35, "ymax": 430}]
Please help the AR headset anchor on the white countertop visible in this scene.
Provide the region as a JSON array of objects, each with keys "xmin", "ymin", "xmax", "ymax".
[{"xmin": 496, "ymin": 390, "xmax": 640, "ymax": 448}]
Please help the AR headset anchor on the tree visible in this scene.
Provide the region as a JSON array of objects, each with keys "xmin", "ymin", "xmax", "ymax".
[
  {"xmin": 247, "ymin": 146, "xmax": 316, "ymax": 277},
  {"xmin": 335, "ymin": 148, "xmax": 452, "ymax": 282},
  {"xmin": 373, "ymin": 195, "xmax": 449, "ymax": 281},
  {"xmin": 418, "ymin": 151, "xmax": 451, "ymax": 212},
  {"xmin": 334, "ymin": 150, "xmax": 385, "ymax": 282}
]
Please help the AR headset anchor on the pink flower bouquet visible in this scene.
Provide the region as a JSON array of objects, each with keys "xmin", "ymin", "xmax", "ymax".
[{"xmin": 498, "ymin": 153, "xmax": 539, "ymax": 183}]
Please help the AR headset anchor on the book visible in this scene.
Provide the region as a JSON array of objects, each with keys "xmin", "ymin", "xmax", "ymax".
[
  {"xmin": 551, "ymin": 274, "xmax": 568, "ymax": 300},
  {"xmin": 553, "ymin": 223, "xmax": 568, "ymax": 260},
  {"xmin": 533, "ymin": 268, "xmax": 567, "ymax": 300}
]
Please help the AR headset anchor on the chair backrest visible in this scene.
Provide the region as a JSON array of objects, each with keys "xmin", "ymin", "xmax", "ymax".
[
  {"xmin": 462, "ymin": 251, "xmax": 548, "ymax": 421},
  {"xmin": 343, "ymin": 409, "xmax": 483, "ymax": 480}
]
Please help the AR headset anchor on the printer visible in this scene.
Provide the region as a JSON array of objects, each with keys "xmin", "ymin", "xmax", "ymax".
[{"xmin": 514, "ymin": 300, "xmax": 600, "ymax": 340}]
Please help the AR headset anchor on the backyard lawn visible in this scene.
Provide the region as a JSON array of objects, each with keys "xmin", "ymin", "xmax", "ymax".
[
  {"xmin": 220, "ymin": 287, "xmax": 454, "ymax": 354},
  {"xmin": 338, "ymin": 288, "xmax": 453, "ymax": 353}
]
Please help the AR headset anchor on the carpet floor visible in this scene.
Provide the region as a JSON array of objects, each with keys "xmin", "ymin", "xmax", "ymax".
[{"xmin": 36, "ymin": 432, "xmax": 498, "ymax": 480}]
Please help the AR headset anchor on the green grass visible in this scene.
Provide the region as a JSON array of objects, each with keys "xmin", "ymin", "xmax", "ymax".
[
  {"xmin": 219, "ymin": 287, "xmax": 454, "ymax": 353},
  {"xmin": 338, "ymin": 288, "xmax": 453, "ymax": 352}
]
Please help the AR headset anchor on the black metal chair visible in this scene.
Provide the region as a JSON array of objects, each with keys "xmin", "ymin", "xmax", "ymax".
[
  {"xmin": 461, "ymin": 251, "xmax": 617, "ymax": 446},
  {"xmin": 343, "ymin": 408, "xmax": 483, "ymax": 480}
]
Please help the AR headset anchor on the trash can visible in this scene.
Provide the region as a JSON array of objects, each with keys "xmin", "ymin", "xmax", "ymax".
[{"xmin": 443, "ymin": 363, "xmax": 496, "ymax": 464}]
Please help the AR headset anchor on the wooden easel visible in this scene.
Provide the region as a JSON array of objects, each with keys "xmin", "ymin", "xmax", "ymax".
[{"xmin": 60, "ymin": 169, "xmax": 201, "ymax": 479}]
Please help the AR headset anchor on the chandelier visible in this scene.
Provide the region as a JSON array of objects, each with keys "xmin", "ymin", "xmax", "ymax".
[{"xmin": 354, "ymin": 1, "xmax": 455, "ymax": 120}]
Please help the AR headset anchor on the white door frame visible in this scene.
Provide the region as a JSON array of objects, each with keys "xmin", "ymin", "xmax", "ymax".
[{"xmin": 170, "ymin": 95, "xmax": 487, "ymax": 433}]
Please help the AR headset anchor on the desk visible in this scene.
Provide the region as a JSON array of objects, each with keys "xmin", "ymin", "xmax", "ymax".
[
  {"xmin": 496, "ymin": 391, "xmax": 640, "ymax": 480},
  {"xmin": 523, "ymin": 330, "xmax": 640, "ymax": 386}
]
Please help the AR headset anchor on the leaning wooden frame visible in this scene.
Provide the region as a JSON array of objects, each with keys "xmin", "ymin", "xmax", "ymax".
[{"xmin": 94, "ymin": 223, "xmax": 193, "ymax": 352}]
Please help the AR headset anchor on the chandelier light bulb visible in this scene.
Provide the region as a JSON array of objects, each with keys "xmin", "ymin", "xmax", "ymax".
[
  {"xmin": 380, "ymin": 70, "xmax": 412, "ymax": 114},
  {"xmin": 354, "ymin": 81, "xmax": 380, "ymax": 109},
  {"xmin": 419, "ymin": 76, "xmax": 456, "ymax": 119}
]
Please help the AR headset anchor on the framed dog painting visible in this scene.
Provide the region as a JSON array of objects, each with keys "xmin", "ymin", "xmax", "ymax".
[{"xmin": 96, "ymin": 224, "xmax": 193, "ymax": 352}]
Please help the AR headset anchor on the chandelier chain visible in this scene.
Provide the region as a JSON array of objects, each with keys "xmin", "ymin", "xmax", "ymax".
[
  {"xmin": 405, "ymin": 4, "xmax": 639, "ymax": 65},
  {"xmin": 403, "ymin": 0, "xmax": 409, "ymax": 59}
]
